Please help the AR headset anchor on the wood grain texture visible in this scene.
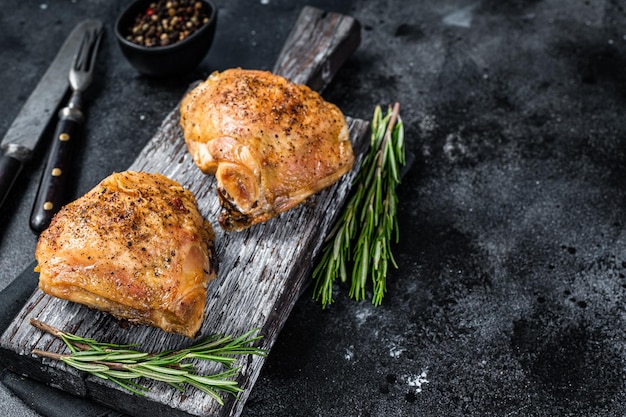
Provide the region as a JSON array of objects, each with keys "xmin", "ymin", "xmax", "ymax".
[
  {"xmin": 273, "ymin": 6, "xmax": 361, "ymax": 92},
  {"xmin": 0, "ymin": 7, "xmax": 367, "ymax": 417}
]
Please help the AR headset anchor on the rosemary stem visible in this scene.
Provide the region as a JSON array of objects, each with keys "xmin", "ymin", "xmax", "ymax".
[
  {"xmin": 32, "ymin": 349, "xmax": 130, "ymax": 371},
  {"xmin": 32, "ymin": 349, "xmax": 65, "ymax": 361},
  {"xmin": 30, "ymin": 318, "xmax": 92, "ymax": 351},
  {"xmin": 30, "ymin": 319, "xmax": 60, "ymax": 337}
]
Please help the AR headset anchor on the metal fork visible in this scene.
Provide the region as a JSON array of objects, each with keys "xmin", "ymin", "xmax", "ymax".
[
  {"xmin": 30, "ymin": 21, "xmax": 103, "ymax": 233},
  {"xmin": 67, "ymin": 25, "xmax": 104, "ymax": 113}
]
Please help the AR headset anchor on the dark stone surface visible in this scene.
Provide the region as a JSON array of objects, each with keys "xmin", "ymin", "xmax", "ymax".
[{"xmin": 1, "ymin": 0, "xmax": 626, "ymax": 416}]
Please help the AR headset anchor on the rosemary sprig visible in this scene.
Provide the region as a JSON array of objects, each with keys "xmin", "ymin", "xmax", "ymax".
[
  {"xmin": 30, "ymin": 319, "xmax": 267, "ymax": 405},
  {"xmin": 313, "ymin": 102, "xmax": 405, "ymax": 308}
]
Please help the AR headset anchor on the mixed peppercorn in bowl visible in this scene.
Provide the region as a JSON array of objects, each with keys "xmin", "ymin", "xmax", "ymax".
[{"xmin": 115, "ymin": 0, "xmax": 217, "ymax": 77}]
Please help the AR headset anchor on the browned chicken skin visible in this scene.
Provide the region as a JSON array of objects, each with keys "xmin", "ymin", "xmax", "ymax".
[
  {"xmin": 179, "ymin": 68, "xmax": 354, "ymax": 231},
  {"xmin": 35, "ymin": 171, "xmax": 217, "ymax": 338}
]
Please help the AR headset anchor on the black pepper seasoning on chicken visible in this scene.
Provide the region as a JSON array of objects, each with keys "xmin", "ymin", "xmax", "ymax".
[
  {"xmin": 179, "ymin": 68, "xmax": 354, "ymax": 232},
  {"xmin": 35, "ymin": 171, "xmax": 217, "ymax": 338}
]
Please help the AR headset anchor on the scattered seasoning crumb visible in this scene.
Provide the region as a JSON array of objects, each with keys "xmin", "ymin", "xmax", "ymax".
[
  {"xmin": 126, "ymin": 0, "xmax": 211, "ymax": 47},
  {"xmin": 404, "ymin": 371, "xmax": 429, "ymax": 393}
]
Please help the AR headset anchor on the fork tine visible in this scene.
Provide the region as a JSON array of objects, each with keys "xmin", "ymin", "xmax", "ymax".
[
  {"xmin": 73, "ymin": 28, "xmax": 102, "ymax": 72},
  {"xmin": 86, "ymin": 28, "xmax": 104, "ymax": 71},
  {"xmin": 73, "ymin": 31, "xmax": 91, "ymax": 71}
]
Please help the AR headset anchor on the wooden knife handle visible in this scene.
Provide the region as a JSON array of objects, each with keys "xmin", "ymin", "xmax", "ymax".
[
  {"xmin": 272, "ymin": 6, "xmax": 361, "ymax": 92},
  {"xmin": 0, "ymin": 152, "xmax": 24, "ymax": 211},
  {"xmin": 30, "ymin": 109, "xmax": 83, "ymax": 233}
]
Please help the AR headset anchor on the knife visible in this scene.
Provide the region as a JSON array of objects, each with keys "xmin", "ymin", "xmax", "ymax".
[{"xmin": 0, "ymin": 20, "xmax": 96, "ymax": 212}]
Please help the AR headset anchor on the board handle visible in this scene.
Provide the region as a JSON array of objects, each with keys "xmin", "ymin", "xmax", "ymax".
[{"xmin": 272, "ymin": 6, "xmax": 361, "ymax": 92}]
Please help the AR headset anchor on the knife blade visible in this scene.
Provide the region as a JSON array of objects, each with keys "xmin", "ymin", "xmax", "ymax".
[{"xmin": 0, "ymin": 20, "xmax": 97, "ymax": 212}]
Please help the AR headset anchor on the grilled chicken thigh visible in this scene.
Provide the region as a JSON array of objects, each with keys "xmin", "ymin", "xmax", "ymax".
[
  {"xmin": 179, "ymin": 68, "xmax": 354, "ymax": 231},
  {"xmin": 35, "ymin": 171, "xmax": 217, "ymax": 338}
]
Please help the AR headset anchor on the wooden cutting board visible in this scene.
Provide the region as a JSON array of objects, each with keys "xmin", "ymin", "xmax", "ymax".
[{"xmin": 0, "ymin": 7, "xmax": 368, "ymax": 417}]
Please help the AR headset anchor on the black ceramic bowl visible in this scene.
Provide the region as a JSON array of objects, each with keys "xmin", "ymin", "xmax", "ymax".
[{"xmin": 115, "ymin": 0, "xmax": 217, "ymax": 77}]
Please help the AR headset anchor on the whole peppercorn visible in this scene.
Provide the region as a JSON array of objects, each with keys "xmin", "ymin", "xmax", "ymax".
[{"xmin": 125, "ymin": 0, "xmax": 210, "ymax": 47}]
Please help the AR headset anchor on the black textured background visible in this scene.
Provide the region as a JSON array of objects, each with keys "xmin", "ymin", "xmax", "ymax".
[{"xmin": 1, "ymin": 0, "xmax": 626, "ymax": 416}]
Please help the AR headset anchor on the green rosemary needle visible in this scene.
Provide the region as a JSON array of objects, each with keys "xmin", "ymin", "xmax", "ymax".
[
  {"xmin": 313, "ymin": 102, "xmax": 405, "ymax": 308},
  {"xmin": 30, "ymin": 319, "xmax": 267, "ymax": 405}
]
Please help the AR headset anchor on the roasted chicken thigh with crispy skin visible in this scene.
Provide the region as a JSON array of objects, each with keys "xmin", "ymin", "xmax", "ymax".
[
  {"xmin": 179, "ymin": 68, "xmax": 354, "ymax": 231},
  {"xmin": 35, "ymin": 171, "xmax": 217, "ymax": 338}
]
